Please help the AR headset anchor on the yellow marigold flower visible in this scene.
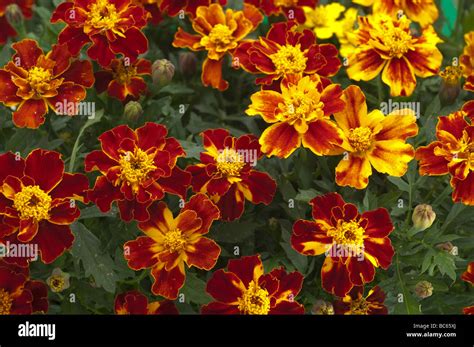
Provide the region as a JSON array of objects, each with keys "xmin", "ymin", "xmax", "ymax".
[
  {"xmin": 352, "ymin": 0, "xmax": 438, "ymax": 27},
  {"xmin": 303, "ymin": 3, "xmax": 346, "ymax": 39},
  {"xmin": 346, "ymin": 14, "xmax": 442, "ymax": 97},
  {"xmin": 331, "ymin": 85, "xmax": 419, "ymax": 189},
  {"xmin": 338, "ymin": 8, "xmax": 359, "ymax": 58}
]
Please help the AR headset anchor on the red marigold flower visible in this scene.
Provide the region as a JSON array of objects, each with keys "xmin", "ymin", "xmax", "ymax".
[
  {"xmin": 85, "ymin": 122, "xmax": 191, "ymax": 222},
  {"xmin": 461, "ymin": 262, "xmax": 473, "ymax": 315},
  {"xmin": 461, "ymin": 32, "xmax": 474, "ymax": 92},
  {"xmin": 0, "ymin": 0, "xmax": 34, "ymax": 44},
  {"xmin": 136, "ymin": 0, "xmax": 163, "ymax": 24},
  {"xmin": 124, "ymin": 194, "xmax": 221, "ymax": 299},
  {"xmin": 245, "ymin": 0, "xmax": 317, "ymax": 23},
  {"xmin": 0, "ymin": 39, "xmax": 94, "ymax": 129},
  {"xmin": 115, "ymin": 290, "xmax": 178, "ymax": 314},
  {"xmin": 0, "ymin": 260, "xmax": 48, "ymax": 314},
  {"xmin": 172, "ymin": 3, "xmax": 263, "ymax": 90},
  {"xmin": 333, "ymin": 286, "xmax": 388, "ymax": 315},
  {"xmin": 234, "ymin": 21, "xmax": 341, "ymax": 88},
  {"xmin": 51, "ymin": 0, "xmax": 149, "ymax": 67},
  {"xmin": 95, "ymin": 58, "xmax": 151, "ymax": 102},
  {"xmin": 291, "ymin": 193, "xmax": 395, "ymax": 297},
  {"xmin": 186, "ymin": 129, "xmax": 277, "ymax": 221},
  {"xmin": 0, "ymin": 150, "xmax": 89, "ymax": 266},
  {"xmin": 160, "ymin": 0, "xmax": 226, "ymax": 17},
  {"xmin": 462, "ymin": 100, "xmax": 474, "ymax": 120},
  {"xmin": 415, "ymin": 111, "xmax": 474, "ymax": 205},
  {"xmin": 201, "ymin": 255, "xmax": 305, "ymax": 315}
]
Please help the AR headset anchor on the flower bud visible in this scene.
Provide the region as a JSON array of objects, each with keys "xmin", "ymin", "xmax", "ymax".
[
  {"xmin": 439, "ymin": 65, "xmax": 463, "ymax": 105},
  {"xmin": 436, "ymin": 241, "xmax": 454, "ymax": 253},
  {"xmin": 311, "ymin": 300, "xmax": 334, "ymax": 315},
  {"xmin": 179, "ymin": 52, "xmax": 198, "ymax": 78},
  {"xmin": 5, "ymin": 4, "xmax": 24, "ymax": 27},
  {"xmin": 123, "ymin": 101, "xmax": 143, "ymax": 123},
  {"xmin": 414, "ymin": 280, "xmax": 433, "ymax": 299},
  {"xmin": 412, "ymin": 204, "xmax": 436, "ymax": 231},
  {"xmin": 152, "ymin": 59, "xmax": 175, "ymax": 88},
  {"xmin": 47, "ymin": 268, "xmax": 71, "ymax": 293}
]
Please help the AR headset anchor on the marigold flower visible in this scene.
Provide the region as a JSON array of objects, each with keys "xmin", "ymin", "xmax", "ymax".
[
  {"xmin": 46, "ymin": 268, "xmax": 71, "ymax": 293},
  {"xmin": 461, "ymin": 262, "xmax": 474, "ymax": 315},
  {"xmin": 172, "ymin": 3, "xmax": 263, "ymax": 90},
  {"xmin": 460, "ymin": 32, "xmax": 474, "ymax": 92},
  {"xmin": 353, "ymin": 0, "xmax": 438, "ymax": 27},
  {"xmin": 85, "ymin": 123, "xmax": 191, "ymax": 222},
  {"xmin": 0, "ymin": 260, "xmax": 48, "ymax": 314},
  {"xmin": 186, "ymin": 129, "xmax": 277, "ymax": 221},
  {"xmin": 0, "ymin": 149, "xmax": 89, "ymax": 266},
  {"xmin": 415, "ymin": 111, "xmax": 474, "ymax": 205},
  {"xmin": 245, "ymin": 0, "xmax": 316, "ymax": 23},
  {"xmin": 235, "ymin": 21, "xmax": 341, "ymax": 87},
  {"xmin": 115, "ymin": 290, "xmax": 178, "ymax": 314},
  {"xmin": 330, "ymin": 85, "xmax": 418, "ymax": 189},
  {"xmin": 346, "ymin": 14, "xmax": 442, "ymax": 97},
  {"xmin": 291, "ymin": 193, "xmax": 395, "ymax": 297},
  {"xmin": 124, "ymin": 194, "xmax": 221, "ymax": 299},
  {"xmin": 246, "ymin": 74, "xmax": 345, "ymax": 158},
  {"xmin": 0, "ymin": 1, "xmax": 34, "ymax": 44},
  {"xmin": 333, "ymin": 286, "xmax": 388, "ymax": 315},
  {"xmin": 463, "ymin": 101, "xmax": 474, "ymax": 121},
  {"xmin": 137, "ymin": 0, "xmax": 163, "ymax": 24},
  {"xmin": 202, "ymin": 255, "xmax": 305, "ymax": 315},
  {"xmin": 95, "ymin": 58, "xmax": 151, "ymax": 102},
  {"xmin": 303, "ymin": 3, "xmax": 346, "ymax": 40},
  {"xmin": 439, "ymin": 64, "xmax": 463, "ymax": 105},
  {"xmin": 51, "ymin": 0, "xmax": 149, "ymax": 67},
  {"xmin": 0, "ymin": 39, "xmax": 94, "ymax": 129}
]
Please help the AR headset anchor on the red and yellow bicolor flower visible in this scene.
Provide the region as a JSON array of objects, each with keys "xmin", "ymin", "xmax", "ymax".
[
  {"xmin": 0, "ymin": 260, "xmax": 48, "ymax": 314},
  {"xmin": 95, "ymin": 58, "xmax": 151, "ymax": 102},
  {"xmin": 234, "ymin": 21, "xmax": 341, "ymax": 87},
  {"xmin": 461, "ymin": 262, "xmax": 474, "ymax": 314},
  {"xmin": 0, "ymin": 39, "xmax": 94, "ymax": 129},
  {"xmin": 172, "ymin": 3, "xmax": 263, "ymax": 90},
  {"xmin": 333, "ymin": 285, "xmax": 388, "ymax": 315},
  {"xmin": 246, "ymin": 74, "xmax": 345, "ymax": 158},
  {"xmin": 346, "ymin": 14, "xmax": 442, "ymax": 97},
  {"xmin": 352, "ymin": 0, "xmax": 438, "ymax": 27},
  {"xmin": 202, "ymin": 255, "xmax": 305, "ymax": 314},
  {"xmin": 85, "ymin": 122, "xmax": 191, "ymax": 222},
  {"xmin": 291, "ymin": 193, "xmax": 395, "ymax": 297},
  {"xmin": 115, "ymin": 290, "xmax": 178, "ymax": 314},
  {"xmin": 124, "ymin": 194, "xmax": 221, "ymax": 299},
  {"xmin": 331, "ymin": 85, "xmax": 418, "ymax": 189},
  {"xmin": 186, "ymin": 129, "xmax": 277, "ymax": 221},
  {"xmin": 461, "ymin": 32, "xmax": 474, "ymax": 92},
  {"xmin": 244, "ymin": 0, "xmax": 316, "ymax": 23},
  {"xmin": 51, "ymin": 0, "xmax": 149, "ymax": 67},
  {"xmin": 0, "ymin": 0, "xmax": 34, "ymax": 44},
  {"xmin": 415, "ymin": 111, "xmax": 474, "ymax": 205},
  {"xmin": 0, "ymin": 149, "xmax": 89, "ymax": 266}
]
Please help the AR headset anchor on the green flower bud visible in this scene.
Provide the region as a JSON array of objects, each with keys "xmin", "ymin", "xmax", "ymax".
[
  {"xmin": 123, "ymin": 101, "xmax": 143, "ymax": 123},
  {"xmin": 152, "ymin": 59, "xmax": 175, "ymax": 88},
  {"xmin": 412, "ymin": 204, "xmax": 436, "ymax": 232},
  {"xmin": 414, "ymin": 281, "xmax": 433, "ymax": 299}
]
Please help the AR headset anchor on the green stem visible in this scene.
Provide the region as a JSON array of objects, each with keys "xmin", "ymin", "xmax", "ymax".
[{"xmin": 395, "ymin": 252, "xmax": 411, "ymax": 314}]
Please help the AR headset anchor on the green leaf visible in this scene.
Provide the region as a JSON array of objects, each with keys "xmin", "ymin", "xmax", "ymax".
[
  {"xmin": 434, "ymin": 252, "xmax": 456, "ymax": 281},
  {"xmin": 387, "ymin": 176, "xmax": 410, "ymax": 192},
  {"xmin": 180, "ymin": 272, "xmax": 211, "ymax": 305}
]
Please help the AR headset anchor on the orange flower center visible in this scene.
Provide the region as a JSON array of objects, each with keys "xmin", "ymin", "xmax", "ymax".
[
  {"xmin": 329, "ymin": 220, "xmax": 365, "ymax": 247},
  {"xmin": 274, "ymin": 0, "xmax": 298, "ymax": 7},
  {"xmin": 348, "ymin": 127, "xmax": 374, "ymax": 152},
  {"xmin": 48, "ymin": 276, "xmax": 66, "ymax": 293},
  {"xmin": 237, "ymin": 280, "xmax": 271, "ymax": 315},
  {"xmin": 270, "ymin": 44, "xmax": 308, "ymax": 76},
  {"xmin": 439, "ymin": 65, "xmax": 463, "ymax": 85},
  {"xmin": 201, "ymin": 24, "xmax": 236, "ymax": 52},
  {"xmin": 216, "ymin": 148, "xmax": 245, "ymax": 177},
  {"xmin": 13, "ymin": 185, "xmax": 52, "ymax": 221},
  {"xmin": 86, "ymin": 0, "xmax": 121, "ymax": 31},
  {"xmin": 452, "ymin": 130, "xmax": 474, "ymax": 169},
  {"xmin": 280, "ymin": 87, "xmax": 324, "ymax": 133},
  {"xmin": 0, "ymin": 289, "xmax": 13, "ymax": 315},
  {"xmin": 118, "ymin": 148, "xmax": 157, "ymax": 192},
  {"xmin": 113, "ymin": 63, "xmax": 137, "ymax": 84},
  {"xmin": 163, "ymin": 229, "xmax": 187, "ymax": 252},
  {"xmin": 27, "ymin": 66, "xmax": 53, "ymax": 93},
  {"xmin": 382, "ymin": 26, "xmax": 412, "ymax": 58},
  {"xmin": 349, "ymin": 297, "xmax": 370, "ymax": 315}
]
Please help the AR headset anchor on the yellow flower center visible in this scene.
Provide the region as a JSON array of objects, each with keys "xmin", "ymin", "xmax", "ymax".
[
  {"xmin": 216, "ymin": 148, "xmax": 245, "ymax": 177},
  {"xmin": 202, "ymin": 24, "xmax": 236, "ymax": 52},
  {"xmin": 348, "ymin": 127, "xmax": 374, "ymax": 152},
  {"xmin": 0, "ymin": 289, "xmax": 13, "ymax": 315},
  {"xmin": 49, "ymin": 276, "xmax": 66, "ymax": 292},
  {"xmin": 453, "ymin": 130, "xmax": 474, "ymax": 170},
  {"xmin": 237, "ymin": 280, "xmax": 271, "ymax": 315},
  {"xmin": 439, "ymin": 65, "xmax": 463, "ymax": 85},
  {"xmin": 383, "ymin": 26, "xmax": 412, "ymax": 58},
  {"xmin": 13, "ymin": 185, "xmax": 52, "ymax": 222},
  {"xmin": 87, "ymin": 0, "xmax": 121, "ymax": 31},
  {"xmin": 27, "ymin": 66, "xmax": 52, "ymax": 92},
  {"xmin": 113, "ymin": 63, "xmax": 137, "ymax": 84},
  {"xmin": 163, "ymin": 229, "xmax": 187, "ymax": 252},
  {"xmin": 270, "ymin": 44, "xmax": 308, "ymax": 76},
  {"xmin": 328, "ymin": 220, "xmax": 365, "ymax": 246},
  {"xmin": 118, "ymin": 148, "xmax": 157, "ymax": 191},
  {"xmin": 281, "ymin": 91, "xmax": 324, "ymax": 131},
  {"xmin": 349, "ymin": 297, "xmax": 370, "ymax": 315},
  {"xmin": 274, "ymin": 0, "xmax": 298, "ymax": 7}
]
